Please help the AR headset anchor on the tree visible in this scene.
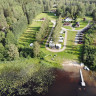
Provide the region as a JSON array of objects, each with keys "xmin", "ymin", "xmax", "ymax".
[
  {"xmin": 5, "ymin": 30, "xmax": 16, "ymax": 45},
  {"xmin": 7, "ymin": 44, "xmax": 19, "ymax": 60},
  {"xmin": 53, "ymin": 16, "xmax": 62, "ymax": 43},
  {"xmin": 92, "ymin": 9, "xmax": 96, "ymax": 21},
  {"xmin": 0, "ymin": 43, "xmax": 4, "ymax": 60},
  {"xmin": 33, "ymin": 41, "xmax": 40, "ymax": 57}
]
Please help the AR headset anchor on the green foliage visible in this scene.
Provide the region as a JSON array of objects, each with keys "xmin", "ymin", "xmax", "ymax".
[
  {"xmin": 55, "ymin": 0, "xmax": 95, "ymax": 18},
  {"xmin": 0, "ymin": 58, "xmax": 59, "ymax": 95},
  {"xmin": 33, "ymin": 41, "xmax": 40, "ymax": 57},
  {"xmin": 53, "ymin": 16, "xmax": 62, "ymax": 43},
  {"xmin": 7, "ymin": 44, "xmax": 19, "ymax": 60},
  {"xmin": 83, "ymin": 26, "xmax": 96, "ymax": 70},
  {"xmin": 19, "ymin": 46, "xmax": 33, "ymax": 58},
  {"xmin": 0, "ymin": 31, "xmax": 5, "ymax": 43},
  {"xmin": 0, "ymin": 43, "xmax": 5, "ymax": 60},
  {"xmin": 92, "ymin": 9, "xmax": 96, "ymax": 21},
  {"xmin": 5, "ymin": 30, "xmax": 16, "ymax": 45},
  {"xmin": 36, "ymin": 18, "xmax": 49, "ymax": 42}
]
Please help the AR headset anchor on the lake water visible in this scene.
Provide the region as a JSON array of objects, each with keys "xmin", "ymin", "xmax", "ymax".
[{"xmin": 45, "ymin": 69, "xmax": 96, "ymax": 96}]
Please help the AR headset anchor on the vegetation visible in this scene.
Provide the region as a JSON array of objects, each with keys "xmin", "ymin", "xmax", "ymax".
[
  {"xmin": 83, "ymin": 25, "xmax": 96, "ymax": 70},
  {"xmin": 0, "ymin": 58, "xmax": 61, "ymax": 96},
  {"xmin": 55, "ymin": 0, "xmax": 96, "ymax": 18},
  {"xmin": 36, "ymin": 18, "xmax": 49, "ymax": 43},
  {"xmin": 53, "ymin": 16, "xmax": 62, "ymax": 43},
  {"xmin": 33, "ymin": 41, "xmax": 40, "ymax": 57},
  {"xmin": 0, "ymin": 0, "xmax": 96, "ymax": 95}
]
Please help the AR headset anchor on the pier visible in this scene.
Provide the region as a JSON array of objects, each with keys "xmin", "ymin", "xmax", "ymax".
[{"xmin": 80, "ymin": 69, "xmax": 86, "ymax": 86}]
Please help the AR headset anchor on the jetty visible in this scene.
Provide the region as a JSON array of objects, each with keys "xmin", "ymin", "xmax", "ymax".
[{"xmin": 80, "ymin": 69, "xmax": 86, "ymax": 86}]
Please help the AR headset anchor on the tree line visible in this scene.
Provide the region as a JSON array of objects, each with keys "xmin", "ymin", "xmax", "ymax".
[
  {"xmin": 36, "ymin": 18, "xmax": 50, "ymax": 43},
  {"xmin": 55, "ymin": 0, "xmax": 96, "ymax": 19},
  {"xmin": 82, "ymin": 25, "xmax": 96, "ymax": 70},
  {"xmin": 53, "ymin": 16, "xmax": 62, "ymax": 43}
]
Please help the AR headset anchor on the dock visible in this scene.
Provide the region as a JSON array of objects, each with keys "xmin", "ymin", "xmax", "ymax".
[{"xmin": 80, "ymin": 69, "xmax": 86, "ymax": 86}]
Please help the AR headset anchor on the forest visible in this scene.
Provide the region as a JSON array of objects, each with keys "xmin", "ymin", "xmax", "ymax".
[{"xmin": 83, "ymin": 25, "xmax": 96, "ymax": 70}]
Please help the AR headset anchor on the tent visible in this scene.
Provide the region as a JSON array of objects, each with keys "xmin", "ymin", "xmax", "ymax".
[
  {"xmin": 56, "ymin": 44, "xmax": 61, "ymax": 49},
  {"xmin": 30, "ymin": 43, "xmax": 33, "ymax": 47}
]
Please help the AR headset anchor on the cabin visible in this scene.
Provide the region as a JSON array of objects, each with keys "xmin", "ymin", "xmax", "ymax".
[
  {"xmin": 63, "ymin": 22, "xmax": 71, "ymax": 26},
  {"xmin": 83, "ymin": 18, "xmax": 86, "ymax": 21},
  {"xmin": 56, "ymin": 44, "xmax": 61, "ymax": 49},
  {"xmin": 75, "ymin": 22, "xmax": 80, "ymax": 27}
]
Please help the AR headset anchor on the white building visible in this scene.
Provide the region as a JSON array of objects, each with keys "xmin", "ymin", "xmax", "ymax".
[
  {"xmin": 49, "ymin": 41, "xmax": 55, "ymax": 48},
  {"xmin": 64, "ymin": 17, "xmax": 73, "ymax": 22}
]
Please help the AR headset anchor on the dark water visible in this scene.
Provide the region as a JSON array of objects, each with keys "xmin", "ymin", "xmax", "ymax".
[{"xmin": 45, "ymin": 69, "xmax": 96, "ymax": 96}]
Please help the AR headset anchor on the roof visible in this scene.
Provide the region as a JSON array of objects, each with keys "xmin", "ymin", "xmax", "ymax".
[
  {"xmin": 56, "ymin": 44, "xmax": 61, "ymax": 48},
  {"xmin": 64, "ymin": 17, "xmax": 73, "ymax": 22},
  {"xmin": 63, "ymin": 22, "xmax": 71, "ymax": 25}
]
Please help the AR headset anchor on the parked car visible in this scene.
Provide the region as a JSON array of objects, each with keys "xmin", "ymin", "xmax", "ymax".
[{"xmin": 78, "ymin": 41, "xmax": 83, "ymax": 44}]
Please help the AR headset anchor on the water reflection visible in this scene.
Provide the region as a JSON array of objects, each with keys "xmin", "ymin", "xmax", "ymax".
[{"xmin": 45, "ymin": 69, "xmax": 96, "ymax": 96}]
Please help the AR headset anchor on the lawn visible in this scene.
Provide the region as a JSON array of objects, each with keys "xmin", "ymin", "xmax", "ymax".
[
  {"xmin": 75, "ymin": 20, "xmax": 88, "ymax": 30},
  {"xmin": 75, "ymin": 16, "xmax": 93, "ymax": 30},
  {"xmin": 19, "ymin": 21, "xmax": 42, "ymax": 46},
  {"xmin": 63, "ymin": 26, "xmax": 72, "ymax": 30},
  {"xmin": 34, "ymin": 12, "xmax": 58, "ymax": 20}
]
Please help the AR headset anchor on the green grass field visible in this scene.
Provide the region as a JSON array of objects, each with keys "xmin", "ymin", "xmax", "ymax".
[
  {"xmin": 75, "ymin": 16, "xmax": 93, "ymax": 30},
  {"xmin": 63, "ymin": 26, "xmax": 72, "ymax": 30},
  {"xmin": 19, "ymin": 21, "xmax": 42, "ymax": 46},
  {"xmin": 34, "ymin": 12, "xmax": 58, "ymax": 20}
]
